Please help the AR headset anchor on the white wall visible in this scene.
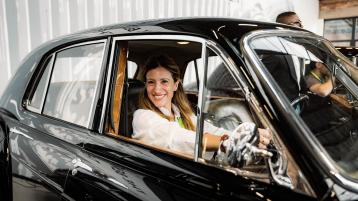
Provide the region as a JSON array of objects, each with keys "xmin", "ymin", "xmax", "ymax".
[
  {"xmin": 292, "ymin": 0, "xmax": 324, "ymax": 35},
  {"xmin": 0, "ymin": 0, "xmax": 320, "ymax": 95}
]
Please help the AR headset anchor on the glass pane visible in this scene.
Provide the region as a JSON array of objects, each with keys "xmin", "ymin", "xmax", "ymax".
[
  {"xmin": 43, "ymin": 43, "xmax": 105, "ymax": 127},
  {"xmin": 324, "ymin": 19, "xmax": 353, "ymax": 41},
  {"xmin": 203, "ymin": 51, "xmax": 247, "ymax": 132},
  {"xmin": 29, "ymin": 56, "xmax": 53, "ymax": 112},
  {"xmin": 250, "ymin": 35, "xmax": 358, "ymax": 180},
  {"xmin": 183, "ymin": 59, "xmax": 201, "ymax": 92}
]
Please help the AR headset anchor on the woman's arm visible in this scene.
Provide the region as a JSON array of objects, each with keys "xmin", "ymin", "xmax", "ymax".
[
  {"xmin": 203, "ymin": 133, "xmax": 222, "ymax": 151},
  {"xmin": 203, "ymin": 128, "xmax": 271, "ymax": 152}
]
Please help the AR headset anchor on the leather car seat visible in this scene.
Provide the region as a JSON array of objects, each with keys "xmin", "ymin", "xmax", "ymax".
[{"xmin": 120, "ymin": 79, "xmax": 145, "ymax": 137}]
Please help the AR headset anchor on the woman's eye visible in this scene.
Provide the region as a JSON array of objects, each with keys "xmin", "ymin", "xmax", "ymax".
[
  {"xmin": 161, "ymin": 80, "xmax": 169, "ymax": 84},
  {"xmin": 146, "ymin": 81, "xmax": 154, "ymax": 85}
]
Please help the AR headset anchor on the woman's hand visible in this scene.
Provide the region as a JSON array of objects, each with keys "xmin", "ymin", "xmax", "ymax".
[{"xmin": 257, "ymin": 128, "xmax": 272, "ymax": 149}]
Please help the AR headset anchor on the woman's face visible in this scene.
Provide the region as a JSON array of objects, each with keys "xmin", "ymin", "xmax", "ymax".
[{"xmin": 146, "ymin": 66, "xmax": 179, "ymax": 112}]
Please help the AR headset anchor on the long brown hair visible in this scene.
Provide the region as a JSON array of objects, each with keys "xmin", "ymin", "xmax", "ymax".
[{"xmin": 139, "ymin": 54, "xmax": 195, "ymax": 131}]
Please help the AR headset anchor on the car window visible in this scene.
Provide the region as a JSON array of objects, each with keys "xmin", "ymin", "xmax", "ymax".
[
  {"xmin": 202, "ymin": 49, "xmax": 249, "ymax": 132},
  {"xmin": 183, "ymin": 60, "xmax": 199, "ymax": 92},
  {"xmin": 183, "ymin": 56, "xmax": 224, "ymax": 92},
  {"xmin": 249, "ymin": 35, "xmax": 358, "ymax": 180},
  {"xmin": 28, "ymin": 56, "xmax": 54, "ymax": 113},
  {"xmin": 29, "ymin": 42, "xmax": 106, "ymax": 127}
]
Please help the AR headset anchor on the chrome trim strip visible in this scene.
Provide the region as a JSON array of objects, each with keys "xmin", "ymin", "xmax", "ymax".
[
  {"xmin": 241, "ymin": 29, "xmax": 358, "ymax": 192},
  {"xmin": 111, "ymin": 35, "xmax": 207, "ymax": 42},
  {"xmin": 86, "ymin": 41, "xmax": 107, "ymax": 128},
  {"xmin": 89, "ymin": 37, "xmax": 111, "ymax": 130},
  {"xmin": 194, "ymin": 40, "xmax": 207, "ymax": 161},
  {"xmin": 99, "ymin": 39, "xmax": 117, "ymax": 132}
]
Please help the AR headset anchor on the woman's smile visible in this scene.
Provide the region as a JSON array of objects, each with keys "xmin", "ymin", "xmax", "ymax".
[{"xmin": 152, "ymin": 93, "xmax": 165, "ymax": 100}]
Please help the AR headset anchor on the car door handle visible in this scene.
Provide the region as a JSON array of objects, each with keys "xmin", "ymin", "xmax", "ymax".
[{"xmin": 71, "ymin": 158, "xmax": 92, "ymax": 176}]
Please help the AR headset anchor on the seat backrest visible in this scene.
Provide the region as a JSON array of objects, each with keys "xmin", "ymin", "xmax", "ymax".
[{"xmin": 120, "ymin": 79, "xmax": 145, "ymax": 136}]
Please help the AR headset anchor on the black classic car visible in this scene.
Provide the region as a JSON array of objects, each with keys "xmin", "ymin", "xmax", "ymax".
[{"xmin": 1, "ymin": 17, "xmax": 358, "ymax": 201}]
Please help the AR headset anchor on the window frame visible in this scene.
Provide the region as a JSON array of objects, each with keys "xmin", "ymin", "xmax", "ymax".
[
  {"xmin": 101, "ymin": 35, "xmax": 224, "ymax": 161},
  {"xmin": 242, "ymin": 29, "xmax": 358, "ymax": 193},
  {"xmin": 24, "ymin": 39, "xmax": 108, "ymax": 129}
]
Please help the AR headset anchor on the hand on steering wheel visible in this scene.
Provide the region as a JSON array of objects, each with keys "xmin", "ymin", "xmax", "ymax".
[{"xmin": 216, "ymin": 122, "xmax": 272, "ymax": 167}]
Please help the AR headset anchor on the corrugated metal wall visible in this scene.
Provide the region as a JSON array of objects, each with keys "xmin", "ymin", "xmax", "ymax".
[{"xmin": 0, "ymin": 0, "xmax": 295, "ymax": 94}]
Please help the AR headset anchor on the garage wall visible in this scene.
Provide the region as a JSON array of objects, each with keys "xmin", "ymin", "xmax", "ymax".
[{"xmin": 0, "ymin": 0, "xmax": 319, "ymax": 95}]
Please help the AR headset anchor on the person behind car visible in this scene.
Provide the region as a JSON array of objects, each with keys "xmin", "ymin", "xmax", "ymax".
[
  {"xmin": 268, "ymin": 12, "xmax": 307, "ymax": 113},
  {"xmin": 305, "ymin": 62, "xmax": 333, "ymax": 97},
  {"xmin": 132, "ymin": 54, "xmax": 271, "ymax": 164},
  {"xmin": 276, "ymin": 11, "xmax": 303, "ymax": 28}
]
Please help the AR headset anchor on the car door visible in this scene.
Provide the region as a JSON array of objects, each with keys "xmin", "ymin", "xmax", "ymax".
[
  {"xmin": 61, "ymin": 35, "xmax": 317, "ymax": 201},
  {"xmin": 11, "ymin": 39, "xmax": 109, "ymax": 201},
  {"xmin": 7, "ymin": 54, "xmax": 76, "ymax": 201}
]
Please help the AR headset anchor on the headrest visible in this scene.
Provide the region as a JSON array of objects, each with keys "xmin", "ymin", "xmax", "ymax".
[{"xmin": 128, "ymin": 79, "xmax": 145, "ymax": 96}]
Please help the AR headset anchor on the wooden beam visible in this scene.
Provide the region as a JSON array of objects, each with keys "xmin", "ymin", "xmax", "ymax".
[{"xmin": 319, "ymin": 0, "xmax": 358, "ymax": 19}]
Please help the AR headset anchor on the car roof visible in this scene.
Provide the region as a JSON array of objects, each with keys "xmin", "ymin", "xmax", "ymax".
[
  {"xmin": 29, "ymin": 17, "xmax": 308, "ymax": 63},
  {"xmin": 75, "ymin": 17, "xmax": 304, "ymax": 38}
]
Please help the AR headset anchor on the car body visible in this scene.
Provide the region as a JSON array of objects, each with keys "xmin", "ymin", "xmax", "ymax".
[{"xmin": 1, "ymin": 17, "xmax": 358, "ymax": 201}]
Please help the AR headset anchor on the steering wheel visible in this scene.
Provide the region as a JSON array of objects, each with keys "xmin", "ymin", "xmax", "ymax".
[{"xmin": 290, "ymin": 94, "xmax": 309, "ymax": 111}]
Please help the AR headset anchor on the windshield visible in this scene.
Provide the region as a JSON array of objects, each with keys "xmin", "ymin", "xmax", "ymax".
[{"xmin": 247, "ymin": 34, "xmax": 358, "ymax": 180}]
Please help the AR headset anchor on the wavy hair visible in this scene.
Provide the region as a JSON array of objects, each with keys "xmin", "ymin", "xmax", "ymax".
[{"xmin": 139, "ymin": 54, "xmax": 195, "ymax": 131}]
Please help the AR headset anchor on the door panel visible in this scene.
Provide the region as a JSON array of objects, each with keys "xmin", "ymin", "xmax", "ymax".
[
  {"xmin": 7, "ymin": 117, "xmax": 74, "ymax": 201},
  {"xmin": 68, "ymin": 134, "xmax": 316, "ymax": 201}
]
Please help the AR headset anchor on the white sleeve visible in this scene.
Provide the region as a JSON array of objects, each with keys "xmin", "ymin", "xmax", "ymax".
[
  {"xmin": 190, "ymin": 115, "xmax": 229, "ymax": 136},
  {"xmin": 132, "ymin": 109, "xmax": 196, "ymax": 155}
]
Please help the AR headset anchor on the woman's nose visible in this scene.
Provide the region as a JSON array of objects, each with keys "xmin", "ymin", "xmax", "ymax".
[{"xmin": 153, "ymin": 82, "xmax": 162, "ymax": 92}]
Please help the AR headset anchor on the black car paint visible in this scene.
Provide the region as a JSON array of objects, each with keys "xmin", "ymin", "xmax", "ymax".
[{"xmin": 0, "ymin": 17, "xmax": 340, "ymax": 200}]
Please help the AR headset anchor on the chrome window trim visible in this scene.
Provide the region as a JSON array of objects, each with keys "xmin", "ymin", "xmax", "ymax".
[
  {"xmin": 26, "ymin": 39, "xmax": 107, "ymax": 129},
  {"xmin": 194, "ymin": 40, "xmax": 207, "ymax": 161},
  {"xmin": 83, "ymin": 40, "xmax": 107, "ymax": 128},
  {"xmin": 89, "ymin": 37, "xmax": 112, "ymax": 130},
  {"xmin": 241, "ymin": 29, "xmax": 358, "ymax": 192}
]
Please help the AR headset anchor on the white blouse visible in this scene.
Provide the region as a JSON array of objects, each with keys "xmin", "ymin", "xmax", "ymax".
[{"xmin": 132, "ymin": 105, "xmax": 227, "ymax": 155}]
